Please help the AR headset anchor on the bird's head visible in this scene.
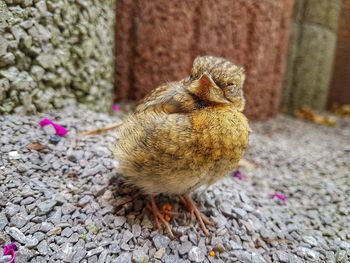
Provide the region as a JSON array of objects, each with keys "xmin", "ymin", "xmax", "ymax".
[{"xmin": 189, "ymin": 56, "xmax": 246, "ymax": 111}]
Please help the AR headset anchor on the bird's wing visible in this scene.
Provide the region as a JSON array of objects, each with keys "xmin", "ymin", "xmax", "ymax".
[{"xmin": 135, "ymin": 81, "xmax": 195, "ymax": 114}]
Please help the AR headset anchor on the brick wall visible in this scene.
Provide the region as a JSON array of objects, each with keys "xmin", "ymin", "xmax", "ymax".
[{"xmin": 115, "ymin": 0, "xmax": 294, "ymax": 120}]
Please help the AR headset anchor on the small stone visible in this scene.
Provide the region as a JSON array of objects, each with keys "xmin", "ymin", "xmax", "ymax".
[
  {"xmin": 40, "ymin": 222, "xmax": 54, "ymax": 233},
  {"xmin": 21, "ymin": 196, "xmax": 35, "ymax": 205},
  {"xmin": 37, "ymin": 240, "xmax": 49, "ymax": 255},
  {"xmin": 252, "ymin": 253, "xmax": 266, "ymax": 263},
  {"xmin": 49, "ymin": 134, "xmax": 61, "ymax": 144},
  {"xmin": 109, "ymin": 241, "xmax": 120, "ymax": 254},
  {"xmin": 339, "ymin": 241, "xmax": 350, "ymax": 250},
  {"xmin": 32, "ymin": 232, "xmax": 45, "ymax": 243},
  {"xmin": 43, "ymin": 124, "xmax": 56, "ymax": 135},
  {"xmin": 0, "ymin": 53, "xmax": 15, "ymax": 67},
  {"xmin": 98, "ymin": 249, "xmax": 108, "ymax": 263},
  {"xmin": 49, "ymin": 207, "xmax": 62, "ymax": 225},
  {"xmin": 218, "ymin": 201, "xmax": 232, "ymax": 217},
  {"xmin": 232, "ymin": 207, "xmax": 247, "ymax": 219},
  {"xmin": 336, "ymin": 250, "xmax": 348, "ymax": 263},
  {"xmin": 122, "ymin": 230, "xmax": 133, "ymax": 244},
  {"xmin": 302, "ymin": 236, "xmax": 318, "ymax": 247},
  {"xmin": 25, "ymin": 236, "xmax": 39, "ymax": 248},
  {"xmin": 235, "ymin": 251, "xmax": 252, "ymax": 262},
  {"xmin": 276, "ymin": 251, "xmax": 289, "ymax": 263},
  {"xmin": 61, "ymin": 227, "xmax": 73, "ymax": 238},
  {"xmin": 154, "ymin": 247, "xmax": 166, "ymax": 259},
  {"xmin": 62, "ymin": 203, "xmax": 77, "ymax": 215},
  {"xmin": 72, "ymin": 246, "xmax": 86, "ymax": 263},
  {"xmin": 188, "ymin": 247, "xmax": 205, "ymax": 262},
  {"xmin": 10, "ymin": 213, "xmax": 28, "ymax": 228},
  {"xmin": 132, "ymin": 224, "xmax": 141, "ymax": 237},
  {"xmin": 9, "ymin": 151, "xmax": 20, "ymax": 159},
  {"xmin": 229, "ymin": 240, "xmax": 243, "ymax": 250},
  {"xmin": 114, "ymin": 216, "xmax": 127, "ymax": 227},
  {"xmin": 60, "ymin": 243, "xmax": 74, "ymax": 262},
  {"xmin": 81, "ymin": 164, "xmax": 105, "ymax": 178},
  {"xmin": 179, "ymin": 241, "xmax": 192, "ymax": 255},
  {"xmin": 78, "ymin": 195, "xmax": 91, "ymax": 206},
  {"xmin": 153, "ymin": 234, "xmax": 170, "ymax": 249},
  {"xmin": 37, "ymin": 200, "xmax": 57, "ymax": 215},
  {"xmin": 86, "ymin": 247, "xmax": 104, "ymax": 257},
  {"xmin": 114, "ymin": 252, "xmax": 131, "ymax": 263},
  {"xmin": 297, "ymin": 247, "xmax": 319, "ymax": 261},
  {"xmin": 6, "ymin": 226, "xmax": 27, "ymax": 244},
  {"xmin": 17, "ymin": 163, "xmax": 28, "ymax": 173},
  {"xmin": 0, "ymin": 212, "xmax": 8, "ymax": 230},
  {"xmin": 47, "ymin": 226, "xmax": 61, "ymax": 236},
  {"xmin": 132, "ymin": 249, "xmax": 149, "ymax": 263}
]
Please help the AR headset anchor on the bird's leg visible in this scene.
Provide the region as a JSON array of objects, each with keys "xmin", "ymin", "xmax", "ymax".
[
  {"xmin": 149, "ymin": 195, "xmax": 175, "ymax": 238},
  {"xmin": 180, "ymin": 194, "xmax": 212, "ymax": 236}
]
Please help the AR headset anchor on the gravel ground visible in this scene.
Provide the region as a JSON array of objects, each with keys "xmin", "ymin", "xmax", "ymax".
[{"xmin": 0, "ymin": 105, "xmax": 349, "ymax": 263}]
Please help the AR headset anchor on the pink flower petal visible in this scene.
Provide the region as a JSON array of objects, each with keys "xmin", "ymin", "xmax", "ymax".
[
  {"xmin": 270, "ymin": 193, "xmax": 288, "ymax": 202},
  {"xmin": 39, "ymin": 118, "xmax": 68, "ymax": 136},
  {"xmin": 3, "ymin": 243, "xmax": 16, "ymax": 263},
  {"xmin": 232, "ymin": 170, "xmax": 244, "ymax": 180},
  {"xmin": 112, "ymin": 104, "xmax": 122, "ymax": 112}
]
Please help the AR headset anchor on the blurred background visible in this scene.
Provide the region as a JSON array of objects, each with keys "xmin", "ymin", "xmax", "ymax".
[{"xmin": 0, "ymin": 0, "xmax": 349, "ymax": 120}]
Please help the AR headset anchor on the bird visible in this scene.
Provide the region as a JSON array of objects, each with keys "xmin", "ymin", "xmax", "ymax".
[{"xmin": 112, "ymin": 56, "xmax": 250, "ymax": 237}]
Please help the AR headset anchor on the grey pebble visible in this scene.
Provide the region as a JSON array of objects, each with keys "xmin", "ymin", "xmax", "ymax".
[
  {"xmin": 43, "ymin": 124, "xmax": 56, "ymax": 135},
  {"xmin": 114, "ymin": 216, "xmax": 126, "ymax": 227},
  {"xmin": 6, "ymin": 226, "xmax": 27, "ymax": 244},
  {"xmin": 49, "ymin": 207, "xmax": 62, "ymax": 225},
  {"xmin": 25, "ymin": 236, "xmax": 39, "ymax": 248},
  {"xmin": 234, "ymin": 250, "xmax": 252, "ymax": 263},
  {"xmin": 188, "ymin": 246, "xmax": 205, "ymax": 262},
  {"xmin": 40, "ymin": 222, "xmax": 54, "ymax": 233},
  {"xmin": 252, "ymin": 253, "xmax": 266, "ymax": 263},
  {"xmin": 336, "ymin": 250, "xmax": 348, "ymax": 263},
  {"xmin": 114, "ymin": 252, "xmax": 132, "ymax": 263},
  {"xmin": 153, "ymin": 234, "xmax": 170, "ymax": 249},
  {"xmin": 121, "ymin": 230, "xmax": 133, "ymax": 244},
  {"xmin": 37, "ymin": 200, "xmax": 57, "ymax": 215},
  {"xmin": 163, "ymin": 255, "xmax": 181, "ymax": 263},
  {"xmin": 10, "ymin": 213, "xmax": 28, "ymax": 228},
  {"xmin": 62, "ymin": 203, "xmax": 77, "ymax": 215},
  {"xmin": 302, "ymin": 236, "xmax": 318, "ymax": 247},
  {"xmin": 33, "ymin": 232, "xmax": 46, "ymax": 242},
  {"xmin": 232, "ymin": 207, "xmax": 247, "ymax": 219},
  {"xmin": 132, "ymin": 249, "xmax": 149, "ymax": 263},
  {"xmin": 37, "ymin": 240, "xmax": 50, "ymax": 255},
  {"xmin": 61, "ymin": 227, "xmax": 73, "ymax": 238},
  {"xmin": 67, "ymin": 232, "xmax": 80, "ymax": 243},
  {"xmin": 86, "ymin": 247, "xmax": 104, "ymax": 257},
  {"xmin": 132, "ymin": 224, "xmax": 141, "ymax": 237},
  {"xmin": 179, "ymin": 241, "xmax": 192, "ymax": 255},
  {"xmin": 98, "ymin": 249, "xmax": 109, "ymax": 263},
  {"xmin": 0, "ymin": 212, "xmax": 8, "ymax": 230},
  {"xmin": 276, "ymin": 250, "xmax": 289, "ymax": 263},
  {"xmin": 218, "ymin": 201, "xmax": 232, "ymax": 217},
  {"xmin": 297, "ymin": 247, "xmax": 319, "ymax": 260}
]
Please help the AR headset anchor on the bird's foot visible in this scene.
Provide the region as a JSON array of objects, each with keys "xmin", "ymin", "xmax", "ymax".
[
  {"xmin": 148, "ymin": 195, "xmax": 175, "ymax": 238},
  {"xmin": 180, "ymin": 194, "xmax": 213, "ymax": 236}
]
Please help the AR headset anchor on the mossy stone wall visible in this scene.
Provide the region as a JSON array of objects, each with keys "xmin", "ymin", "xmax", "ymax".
[{"xmin": 0, "ymin": 0, "xmax": 115, "ymax": 114}]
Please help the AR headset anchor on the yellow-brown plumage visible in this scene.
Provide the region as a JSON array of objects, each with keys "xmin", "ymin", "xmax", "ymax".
[{"xmin": 113, "ymin": 56, "xmax": 249, "ymax": 236}]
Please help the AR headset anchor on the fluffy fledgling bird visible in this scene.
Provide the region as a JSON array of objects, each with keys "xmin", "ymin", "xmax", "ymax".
[{"xmin": 113, "ymin": 56, "xmax": 250, "ymax": 237}]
